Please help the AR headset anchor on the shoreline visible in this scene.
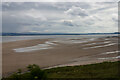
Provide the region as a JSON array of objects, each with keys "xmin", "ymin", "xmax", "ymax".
[{"xmin": 2, "ymin": 36, "xmax": 119, "ymax": 77}]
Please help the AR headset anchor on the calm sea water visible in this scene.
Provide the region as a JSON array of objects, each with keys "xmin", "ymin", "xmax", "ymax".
[{"xmin": 1, "ymin": 34, "xmax": 118, "ymax": 43}]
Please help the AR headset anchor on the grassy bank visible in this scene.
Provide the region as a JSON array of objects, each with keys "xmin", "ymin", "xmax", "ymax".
[
  {"xmin": 45, "ymin": 61, "xmax": 120, "ymax": 78},
  {"xmin": 2, "ymin": 61, "xmax": 120, "ymax": 79}
]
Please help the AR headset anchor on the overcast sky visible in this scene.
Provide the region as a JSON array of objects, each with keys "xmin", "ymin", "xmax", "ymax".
[{"xmin": 2, "ymin": 2, "xmax": 118, "ymax": 33}]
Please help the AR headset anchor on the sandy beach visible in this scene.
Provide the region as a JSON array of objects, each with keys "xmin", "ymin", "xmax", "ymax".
[{"xmin": 2, "ymin": 36, "xmax": 119, "ymax": 77}]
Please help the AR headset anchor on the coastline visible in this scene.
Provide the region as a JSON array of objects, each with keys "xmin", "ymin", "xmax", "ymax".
[{"xmin": 2, "ymin": 36, "xmax": 119, "ymax": 77}]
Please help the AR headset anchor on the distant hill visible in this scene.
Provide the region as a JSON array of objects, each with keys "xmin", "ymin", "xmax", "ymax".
[{"xmin": 1, "ymin": 32, "xmax": 120, "ymax": 36}]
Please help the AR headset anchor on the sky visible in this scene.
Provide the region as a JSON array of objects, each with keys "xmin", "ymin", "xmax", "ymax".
[{"xmin": 2, "ymin": 2, "xmax": 118, "ymax": 33}]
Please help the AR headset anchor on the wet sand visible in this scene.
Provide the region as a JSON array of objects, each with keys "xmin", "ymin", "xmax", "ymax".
[{"xmin": 2, "ymin": 37, "xmax": 119, "ymax": 77}]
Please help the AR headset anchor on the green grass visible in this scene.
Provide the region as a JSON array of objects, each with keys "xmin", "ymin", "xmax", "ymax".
[
  {"xmin": 45, "ymin": 61, "xmax": 120, "ymax": 78},
  {"xmin": 2, "ymin": 61, "xmax": 120, "ymax": 80}
]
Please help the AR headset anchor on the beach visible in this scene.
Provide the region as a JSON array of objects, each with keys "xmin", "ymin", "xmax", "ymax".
[{"xmin": 2, "ymin": 36, "xmax": 119, "ymax": 77}]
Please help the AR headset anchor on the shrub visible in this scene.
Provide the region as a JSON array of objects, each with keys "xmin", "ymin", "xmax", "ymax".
[{"xmin": 3, "ymin": 64, "xmax": 47, "ymax": 80}]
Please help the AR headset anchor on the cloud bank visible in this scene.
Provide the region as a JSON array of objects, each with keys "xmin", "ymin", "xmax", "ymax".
[{"xmin": 2, "ymin": 2, "xmax": 118, "ymax": 33}]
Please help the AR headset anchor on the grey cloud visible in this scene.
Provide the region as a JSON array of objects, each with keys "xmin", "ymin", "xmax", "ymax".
[
  {"xmin": 90, "ymin": 2, "xmax": 117, "ymax": 14},
  {"xmin": 62, "ymin": 21, "xmax": 74, "ymax": 26},
  {"xmin": 65, "ymin": 6, "xmax": 88, "ymax": 17},
  {"xmin": 52, "ymin": 2, "xmax": 91, "ymax": 10},
  {"xmin": 112, "ymin": 17, "xmax": 118, "ymax": 22},
  {"xmin": 2, "ymin": 2, "xmax": 65, "ymax": 11},
  {"xmin": 2, "ymin": 2, "xmax": 118, "ymax": 33}
]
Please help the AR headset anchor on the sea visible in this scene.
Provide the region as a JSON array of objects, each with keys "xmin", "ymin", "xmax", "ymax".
[{"xmin": 1, "ymin": 34, "xmax": 118, "ymax": 43}]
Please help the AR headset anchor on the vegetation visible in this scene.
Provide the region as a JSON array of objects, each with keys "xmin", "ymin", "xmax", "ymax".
[
  {"xmin": 2, "ymin": 61, "xmax": 120, "ymax": 80},
  {"xmin": 45, "ymin": 61, "xmax": 120, "ymax": 79},
  {"xmin": 2, "ymin": 64, "xmax": 47, "ymax": 80}
]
